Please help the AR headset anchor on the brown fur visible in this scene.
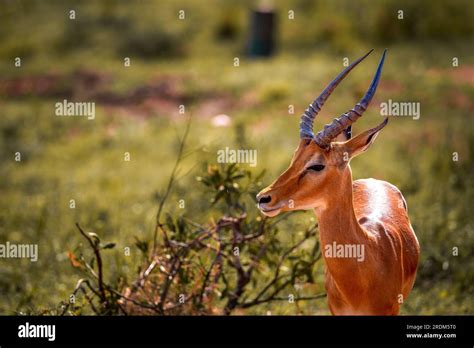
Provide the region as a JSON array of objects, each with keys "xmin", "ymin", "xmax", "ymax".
[{"xmin": 257, "ymin": 129, "xmax": 420, "ymax": 315}]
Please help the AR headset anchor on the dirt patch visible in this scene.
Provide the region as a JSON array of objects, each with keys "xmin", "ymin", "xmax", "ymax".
[
  {"xmin": 0, "ymin": 73, "xmax": 67, "ymax": 98},
  {"xmin": 0, "ymin": 69, "xmax": 114, "ymax": 99},
  {"xmin": 447, "ymin": 66, "xmax": 474, "ymax": 86},
  {"xmin": 427, "ymin": 65, "xmax": 474, "ymax": 86},
  {"xmin": 380, "ymin": 79, "xmax": 404, "ymax": 94},
  {"xmin": 0, "ymin": 70, "xmax": 235, "ymax": 120}
]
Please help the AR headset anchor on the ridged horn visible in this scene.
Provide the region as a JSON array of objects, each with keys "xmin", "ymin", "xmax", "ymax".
[
  {"xmin": 300, "ymin": 49, "xmax": 374, "ymax": 139},
  {"xmin": 314, "ymin": 49, "xmax": 387, "ymax": 149}
]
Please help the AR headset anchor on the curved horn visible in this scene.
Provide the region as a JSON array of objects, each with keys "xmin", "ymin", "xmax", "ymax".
[
  {"xmin": 314, "ymin": 49, "xmax": 387, "ymax": 149},
  {"xmin": 300, "ymin": 49, "xmax": 374, "ymax": 139}
]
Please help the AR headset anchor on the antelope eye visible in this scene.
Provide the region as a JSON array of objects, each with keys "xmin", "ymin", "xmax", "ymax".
[{"xmin": 307, "ymin": 164, "xmax": 325, "ymax": 172}]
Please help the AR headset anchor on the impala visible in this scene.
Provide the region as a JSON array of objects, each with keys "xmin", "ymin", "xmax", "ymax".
[{"xmin": 256, "ymin": 49, "xmax": 420, "ymax": 315}]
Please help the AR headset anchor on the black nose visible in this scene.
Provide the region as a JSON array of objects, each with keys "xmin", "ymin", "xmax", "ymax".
[{"xmin": 258, "ymin": 195, "xmax": 272, "ymax": 204}]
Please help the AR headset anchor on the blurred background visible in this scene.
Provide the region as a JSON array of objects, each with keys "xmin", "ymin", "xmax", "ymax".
[{"xmin": 0, "ymin": 0, "xmax": 473, "ymax": 315}]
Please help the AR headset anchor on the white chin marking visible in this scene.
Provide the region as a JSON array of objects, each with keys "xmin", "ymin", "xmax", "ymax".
[{"xmin": 260, "ymin": 209, "xmax": 281, "ymax": 217}]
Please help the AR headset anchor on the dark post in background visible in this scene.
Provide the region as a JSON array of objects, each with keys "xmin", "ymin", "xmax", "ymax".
[{"xmin": 247, "ymin": 7, "xmax": 276, "ymax": 57}]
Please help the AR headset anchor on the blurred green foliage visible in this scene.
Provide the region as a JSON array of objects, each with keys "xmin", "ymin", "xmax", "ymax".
[
  {"xmin": 1, "ymin": 0, "xmax": 473, "ymax": 62},
  {"xmin": 0, "ymin": 0, "xmax": 473, "ymax": 314}
]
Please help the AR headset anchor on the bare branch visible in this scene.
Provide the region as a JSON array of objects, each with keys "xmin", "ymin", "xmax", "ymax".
[
  {"xmin": 75, "ymin": 223, "xmax": 106, "ymax": 302},
  {"xmin": 153, "ymin": 116, "xmax": 192, "ymax": 255}
]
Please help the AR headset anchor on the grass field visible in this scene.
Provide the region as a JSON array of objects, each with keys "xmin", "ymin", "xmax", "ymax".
[{"xmin": 0, "ymin": 0, "xmax": 473, "ymax": 315}]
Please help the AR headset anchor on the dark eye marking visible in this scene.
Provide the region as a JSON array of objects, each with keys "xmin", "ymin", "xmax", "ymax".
[{"xmin": 307, "ymin": 164, "xmax": 325, "ymax": 172}]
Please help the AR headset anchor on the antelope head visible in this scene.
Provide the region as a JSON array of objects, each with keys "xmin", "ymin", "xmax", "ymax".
[{"xmin": 257, "ymin": 49, "xmax": 388, "ymax": 217}]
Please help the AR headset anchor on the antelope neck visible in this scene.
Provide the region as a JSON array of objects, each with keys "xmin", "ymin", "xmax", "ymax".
[{"xmin": 313, "ymin": 168, "xmax": 368, "ymax": 248}]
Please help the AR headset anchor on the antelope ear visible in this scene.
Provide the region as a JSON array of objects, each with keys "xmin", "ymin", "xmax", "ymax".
[{"xmin": 343, "ymin": 118, "xmax": 388, "ymax": 159}]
